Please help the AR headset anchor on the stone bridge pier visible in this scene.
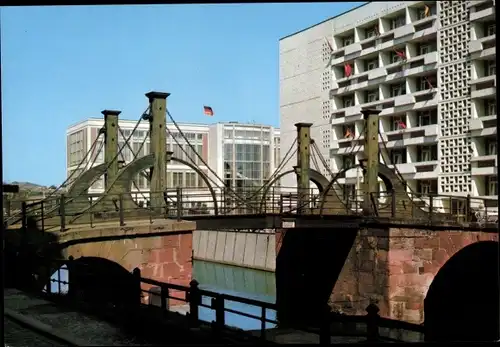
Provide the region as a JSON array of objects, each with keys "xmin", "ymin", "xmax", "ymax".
[
  {"xmin": 275, "ymin": 225, "xmax": 498, "ymax": 341},
  {"xmin": 48, "ymin": 220, "xmax": 195, "ymax": 307}
]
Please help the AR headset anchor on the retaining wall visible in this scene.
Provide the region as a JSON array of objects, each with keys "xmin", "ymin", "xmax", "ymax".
[{"xmin": 192, "ymin": 230, "xmax": 276, "ymax": 272}]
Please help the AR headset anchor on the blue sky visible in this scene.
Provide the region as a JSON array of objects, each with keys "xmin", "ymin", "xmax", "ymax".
[{"xmin": 2, "ymin": 3, "xmax": 364, "ymax": 186}]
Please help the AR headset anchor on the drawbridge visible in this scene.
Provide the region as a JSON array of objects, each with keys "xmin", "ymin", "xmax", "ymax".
[{"xmin": 4, "ymin": 91, "xmax": 497, "ymax": 231}]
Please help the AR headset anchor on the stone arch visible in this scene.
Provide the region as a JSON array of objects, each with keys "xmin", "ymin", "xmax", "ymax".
[
  {"xmin": 424, "ymin": 240, "xmax": 499, "ymax": 342},
  {"xmin": 258, "ymin": 168, "xmax": 331, "ymax": 213},
  {"xmin": 68, "ymin": 152, "xmax": 218, "ymax": 217}
]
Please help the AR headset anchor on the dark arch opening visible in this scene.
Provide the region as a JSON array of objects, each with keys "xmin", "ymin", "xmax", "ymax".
[
  {"xmin": 67, "ymin": 257, "xmax": 140, "ymax": 309},
  {"xmin": 424, "ymin": 240, "xmax": 499, "ymax": 342}
]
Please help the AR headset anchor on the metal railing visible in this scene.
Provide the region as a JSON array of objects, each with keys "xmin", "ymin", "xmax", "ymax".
[
  {"xmin": 21, "ymin": 255, "xmax": 426, "ymax": 343},
  {"xmin": 5, "ymin": 186, "xmax": 499, "ymax": 231}
]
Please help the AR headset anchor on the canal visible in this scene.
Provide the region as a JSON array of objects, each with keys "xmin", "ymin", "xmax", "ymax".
[{"xmin": 193, "ymin": 260, "xmax": 277, "ymax": 331}]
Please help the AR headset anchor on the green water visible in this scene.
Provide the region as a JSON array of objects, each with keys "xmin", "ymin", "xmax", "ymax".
[{"xmin": 193, "ymin": 260, "xmax": 277, "ymax": 331}]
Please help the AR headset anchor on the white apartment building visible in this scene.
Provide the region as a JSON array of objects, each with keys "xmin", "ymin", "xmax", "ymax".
[
  {"xmin": 279, "ymin": 1, "xmax": 497, "ymax": 211},
  {"xmin": 66, "ymin": 119, "xmax": 280, "ymax": 205}
]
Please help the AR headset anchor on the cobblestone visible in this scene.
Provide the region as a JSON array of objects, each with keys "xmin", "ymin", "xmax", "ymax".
[
  {"xmin": 4, "ymin": 316, "xmax": 66, "ymax": 347},
  {"xmin": 4, "ymin": 289, "xmax": 156, "ymax": 346}
]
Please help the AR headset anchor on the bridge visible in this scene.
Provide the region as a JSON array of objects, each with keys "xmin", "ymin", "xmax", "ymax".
[{"xmin": 4, "ymin": 90, "xmax": 499, "ymax": 342}]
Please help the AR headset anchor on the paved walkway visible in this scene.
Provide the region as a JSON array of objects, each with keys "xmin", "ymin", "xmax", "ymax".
[{"xmin": 4, "ymin": 288, "xmax": 158, "ymax": 346}]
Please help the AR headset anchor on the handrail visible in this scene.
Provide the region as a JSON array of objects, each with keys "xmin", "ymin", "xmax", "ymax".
[{"xmin": 15, "ymin": 254, "xmax": 428, "ymax": 344}]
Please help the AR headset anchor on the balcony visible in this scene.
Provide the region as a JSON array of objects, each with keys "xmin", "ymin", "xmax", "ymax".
[
  {"xmin": 471, "ymin": 79, "xmax": 496, "ymax": 99},
  {"xmin": 469, "ymin": 116, "xmax": 497, "ymax": 137},
  {"xmin": 469, "ymin": 36, "xmax": 496, "ymax": 59},
  {"xmin": 470, "ymin": 6, "xmax": 495, "ymax": 22},
  {"xmin": 471, "ymin": 156, "xmax": 498, "ymax": 176}
]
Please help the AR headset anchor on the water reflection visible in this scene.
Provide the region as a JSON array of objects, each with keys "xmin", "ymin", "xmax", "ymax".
[{"xmin": 194, "ymin": 260, "xmax": 277, "ymax": 331}]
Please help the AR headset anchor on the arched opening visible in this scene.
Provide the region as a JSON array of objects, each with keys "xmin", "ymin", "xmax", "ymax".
[
  {"xmin": 424, "ymin": 240, "xmax": 499, "ymax": 342},
  {"xmin": 45, "ymin": 257, "xmax": 140, "ymax": 309}
]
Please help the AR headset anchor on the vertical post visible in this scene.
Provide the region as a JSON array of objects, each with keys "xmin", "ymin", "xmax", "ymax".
[
  {"xmin": 145, "ymin": 91, "xmax": 170, "ymax": 212},
  {"xmin": 102, "ymin": 110, "xmax": 121, "ymax": 190},
  {"xmin": 160, "ymin": 285, "xmax": 169, "ymax": 315},
  {"xmin": 6, "ymin": 198, "xmax": 11, "ymax": 217},
  {"xmin": 21, "ymin": 202, "xmax": 27, "ymax": 232},
  {"xmin": 132, "ymin": 268, "xmax": 142, "ymax": 311},
  {"xmin": 119, "ymin": 193, "xmax": 125, "ymax": 226},
  {"xmin": 67, "ymin": 256, "xmax": 75, "ymax": 302},
  {"xmin": 360, "ymin": 108, "xmax": 382, "ymax": 215},
  {"xmin": 40, "ymin": 201, "xmax": 45, "ymax": 231},
  {"xmin": 59, "ymin": 195, "xmax": 66, "ymax": 232},
  {"xmin": 188, "ymin": 280, "xmax": 200, "ymax": 327},
  {"xmin": 366, "ymin": 303, "xmax": 380, "ymax": 342},
  {"xmin": 212, "ymin": 295, "xmax": 225, "ymax": 334},
  {"xmin": 176, "ymin": 187, "xmax": 183, "ymax": 221},
  {"xmin": 465, "ymin": 194, "xmax": 471, "ymax": 222},
  {"xmin": 295, "ymin": 123, "xmax": 312, "ymax": 214},
  {"xmin": 429, "ymin": 194, "xmax": 434, "ymax": 222},
  {"xmin": 391, "ymin": 189, "xmax": 397, "ymax": 218}
]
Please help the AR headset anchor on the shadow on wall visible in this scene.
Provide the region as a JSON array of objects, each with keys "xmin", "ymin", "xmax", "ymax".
[
  {"xmin": 4, "ymin": 216, "xmax": 61, "ymax": 289},
  {"xmin": 275, "ymin": 227, "xmax": 359, "ymax": 327},
  {"xmin": 67, "ymin": 257, "xmax": 141, "ymax": 310},
  {"xmin": 424, "ymin": 240, "xmax": 500, "ymax": 342}
]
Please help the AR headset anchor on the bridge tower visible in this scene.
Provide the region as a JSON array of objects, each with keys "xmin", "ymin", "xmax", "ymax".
[
  {"xmin": 101, "ymin": 110, "xmax": 121, "ymax": 190},
  {"xmin": 145, "ymin": 91, "xmax": 170, "ymax": 210},
  {"xmin": 360, "ymin": 108, "xmax": 381, "ymax": 215},
  {"xmin": 295, "ymin": 123, "xmax": 312, "ymax": 214}
]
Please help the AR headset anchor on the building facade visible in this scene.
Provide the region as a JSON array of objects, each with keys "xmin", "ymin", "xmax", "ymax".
[
  {"xmin": 66, "ymin": 119, "xmax": 280, "ymax": 202},
  {"xmin": 279, "ymin": 1, "xmax": 496, "ymax": 209}
]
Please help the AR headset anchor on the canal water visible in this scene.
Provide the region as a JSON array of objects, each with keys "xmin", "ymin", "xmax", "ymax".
[
  {"xmin": 46, "ymin": 260, "xmax": 277, "ymax": 331},
  {"xmin": 193, "ymin": 260, "xmax": 277, "ymax": 331}
]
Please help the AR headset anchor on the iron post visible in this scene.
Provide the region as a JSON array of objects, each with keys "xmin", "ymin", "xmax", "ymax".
[
  {"xmin": 361, "ymin": 108, "xmax": 381, "ymax": 215},
  {"xmin": 102, "ymin": 110, "xmax": 121, "ymax": 190},
  {"xmin": 295, "ymin": 123, "xmax": 312, "ymax": 214},
  {"xmin": 146, "ymin": 91, "xmax": 170, "ymax": 212}
]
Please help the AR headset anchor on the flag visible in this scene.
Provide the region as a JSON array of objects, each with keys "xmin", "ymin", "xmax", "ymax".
[
  {"xmin": 394, "ymin": 48, "xmax": 407, "ymax": 60},
  {"xmin": 344, "ymin": 63, "xmax": 352, "ymax": 77},
  {"xmin": 398, "ymin": 121, "xmax": 407, "ymax": 129},
  {"xmin": 203, "ymin": 106, "xmax": 214, "ymax": 116},
  {"xmin": 344, "ymin": 128, "xmax": 353, "ymax": 138},
  {"xmin": 324, "ymin": 37, "xmax": 333, "ymax": 52},
  {"xmin": 424, "ymin": 5, "xmax": 430, "ymax": 17}
]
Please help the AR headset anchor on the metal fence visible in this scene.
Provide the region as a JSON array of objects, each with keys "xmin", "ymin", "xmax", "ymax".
[
  {"xmin": 5, "ymin": 186, "xmax": 499, "ymax": 231},
  {"xmin": 15, "ymin": 255, "xmax": 427, "ymax": 344}
]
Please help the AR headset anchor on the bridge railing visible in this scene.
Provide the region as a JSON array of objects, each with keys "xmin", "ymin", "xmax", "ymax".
[
  {"xmin": 6, "ymin": 186, "xmax": 498, "ymax": 231},
  {"xmin": 15, "ymin": 254, "xmax": 427, "ymax": 343}
]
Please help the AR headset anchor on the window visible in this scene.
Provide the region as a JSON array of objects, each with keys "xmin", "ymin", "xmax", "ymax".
[
  {"xmin": 365, "ymin": 28, "xmax": 376, "ymax": 39},
  {"xmin": 366, "ymin": 59, "xmax": 378, "ymax": 71},
  {"xmin": 418, "ymin": 111, "xmax": 432, "ymax": 126},
  {"xmin": 488, "ymin": 140, "xmax": 497, "ymax": 155},
  {"xmin": 419, "ymin": 180, "xmax": 431, "ymax": 195},
  {"xmin": 391, "ymin": 16, "xmax": 406, "ymax": 30},
  {"xmin": 172, "ymin": 172, "xmax": 183, "ymax": 187},
  {"xmin": 343, "ymin": 36, "xmax": 354, "ymax": 47},
  {"xmin": 392, "ymin": 52, "xmax": 404, "ymax": 63},
  {"xmin": 419, "ymin": 44, "xmax": 430, "ymax": 55},
  {"xmin": 392, "ymin": 116, "xmax": 406, "ymax": 131},
  {"xmin": 391, "ymin": 84, "xmax": 406, "ymax": 97},
  {"xmin": 487, "ymin": 60, "xmax": 496, "ymax": 76},
  {"xmin": 343, "ymin": 155, "xmax": 355, "ymax": 168},
  {"xmin": 488, "ymin": 176, "xmax": 497, "ymax": 196},
  {"xmin": 487, "ymin": 23, "xmax": 496, "ymax": 36},
  {"xmin": 343, "ymin": 184, "xmax": 356, "ymax": 201},
  {"xmin": 342, "ymin": 124, "xmax": 354, "ymax": 138},
  {"xmin": 421, "ymin": 146, "xmax": 432, "ymax": 162},
  {"xmin": 367, "ymin": 91, "xmax": 378, "ymax": 103},
  {"xmin": 420, "ymin": 76, "xmax": 435, "ymax": 91},
  {"xmin": 391, "ymin": 150, "xmax": 404, "ymax": 164},
  {"xmin": 417, "ymin": 8, "xmax": 426, "ymax": 20},
  {"xmin": 343, "ymin": 96, "xmax": 354, "ymax": 108},
  {"xmin": 486, "ymin": 100, "xmax": 496, "ymax": 116}
]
